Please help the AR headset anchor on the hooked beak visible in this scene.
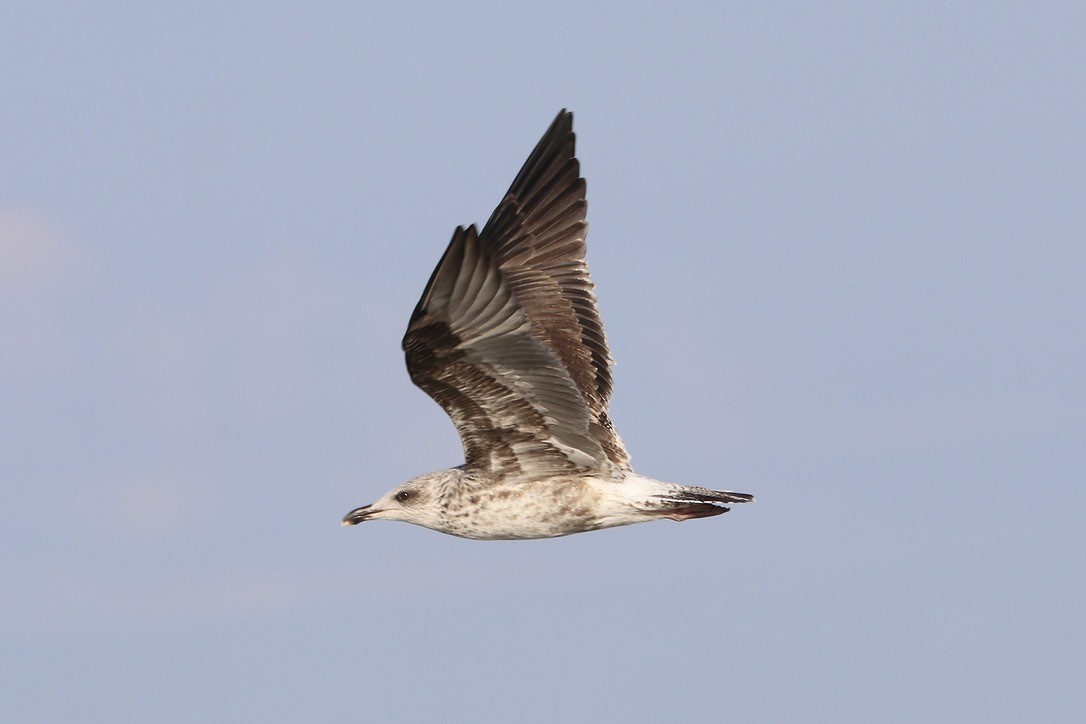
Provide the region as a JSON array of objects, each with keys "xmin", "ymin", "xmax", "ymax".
[{"xmin": 342, "ymin": 504, "xmax": 377, "ymax": 526}]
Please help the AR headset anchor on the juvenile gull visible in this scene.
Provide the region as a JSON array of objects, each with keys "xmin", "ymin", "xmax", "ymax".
[{"xmin": 343, "ymin": 110, "xmax": 753, "ymax": 540}]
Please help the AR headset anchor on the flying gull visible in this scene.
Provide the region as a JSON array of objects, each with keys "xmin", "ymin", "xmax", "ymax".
[{"xmin": 343, "ymin": 110, "xmax": 753, "ymax": 539}]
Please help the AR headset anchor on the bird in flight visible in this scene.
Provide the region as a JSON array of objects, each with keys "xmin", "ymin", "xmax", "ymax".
[{"xmin": 343, "ymin": 110, "xmax": 753, "ymax": 539}]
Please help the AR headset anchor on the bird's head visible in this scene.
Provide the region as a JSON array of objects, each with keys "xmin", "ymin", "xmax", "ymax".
[{"xmin": 341, "ymin": 469, "xmax": 457, "ymax": 530}]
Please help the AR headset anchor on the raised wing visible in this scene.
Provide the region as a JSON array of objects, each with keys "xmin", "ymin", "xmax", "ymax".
[
  {"xmin": 402, "ymin": 110, "xmax": 630, "ymax": 477},
  {"xmin": 478, "ymin": 110, "xmax": 629, "ymax": 470},
  {"xmin": 403, "ymin": 225, "xmax": 609, "ymax": 476}
]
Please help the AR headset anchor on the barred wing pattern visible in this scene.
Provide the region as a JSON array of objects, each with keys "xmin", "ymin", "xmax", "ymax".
[{"xmin": 402, "ymin": 110, "xmax": 630, "ymax": 477}]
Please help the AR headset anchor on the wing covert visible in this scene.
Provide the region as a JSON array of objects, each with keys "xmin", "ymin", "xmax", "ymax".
[
  {"xmin": 402, "ymin": 110, "xmax": 631, "ymax": 476},
  {"xmin": 404, "ymin": 226, "xmax": 608, "ymax": 476}
]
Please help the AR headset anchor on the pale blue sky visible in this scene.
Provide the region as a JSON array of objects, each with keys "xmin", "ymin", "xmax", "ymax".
[{"xmin": 3, "ymin": 2, "xmax": 1084, "ymax": 721}]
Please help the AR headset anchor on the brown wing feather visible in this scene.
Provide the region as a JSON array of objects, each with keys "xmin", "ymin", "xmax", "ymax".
[
  {"xmin": 404, "ymin": 226, "xmax": 608, "ymax": 476},
  {"xmin": 403, "ymin": 111, "xmax": 630, "ymax": 476},
  {"xmin": 478, "ymin": 110, "xmax": 630, "ymax": 470}
]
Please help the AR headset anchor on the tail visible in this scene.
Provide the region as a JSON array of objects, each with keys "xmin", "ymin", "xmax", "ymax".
[{"xmin": 658, "ymin": 485, "xmax": 755, "ymax": 522}]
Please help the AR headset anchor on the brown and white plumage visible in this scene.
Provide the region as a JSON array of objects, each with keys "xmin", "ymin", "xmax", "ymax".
[
  {"xmin": 343, "ymin": 110, "xmax": 753, "ymax": 540},
  {"xmin": 402, "ymin": 111, "xmax": 627, "ymax": 478}
]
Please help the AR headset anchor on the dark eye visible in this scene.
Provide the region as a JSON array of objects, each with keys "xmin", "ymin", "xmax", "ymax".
[{"xmin": 395, "ymin": 490, "xmax": 412, "ymax": 503}]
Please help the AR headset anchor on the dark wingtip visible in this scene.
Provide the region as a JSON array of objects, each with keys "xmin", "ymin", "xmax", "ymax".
[{"xmin": 667, "ymin": 487, "xmax": 755, "ymax": 506}]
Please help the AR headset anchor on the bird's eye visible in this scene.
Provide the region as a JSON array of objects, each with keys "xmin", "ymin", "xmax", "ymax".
[{"xmin": 395, "ymin": 490, "xmax": 412, "ymax": 503}]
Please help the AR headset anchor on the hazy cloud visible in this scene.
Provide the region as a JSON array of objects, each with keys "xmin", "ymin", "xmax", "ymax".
[{"xmin": 0, "ymin": 210, "xmax": 73, "ymax": 291}]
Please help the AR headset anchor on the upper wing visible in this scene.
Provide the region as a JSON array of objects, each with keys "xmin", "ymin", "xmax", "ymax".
[
  {"xmin": 402, "ymin": 110, "xmax": 630, "ymax": 476},
  {"xmin": 403, "ymin": 225, "xmax": 609, "ymax": 476},
  {"xmin": 478, "ymin": 110, "xmax": 629, "ymax": 470}
]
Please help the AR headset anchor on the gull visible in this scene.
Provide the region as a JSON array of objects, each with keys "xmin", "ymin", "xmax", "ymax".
[{"xmin": 343, "ymin": 110, "xmax": 753, "ymax": 539}]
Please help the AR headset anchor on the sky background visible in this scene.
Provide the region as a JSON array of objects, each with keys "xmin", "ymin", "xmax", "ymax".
[{"xmin": 3, "ymin": 2, "xmax": 1084, "ymax": 722}]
